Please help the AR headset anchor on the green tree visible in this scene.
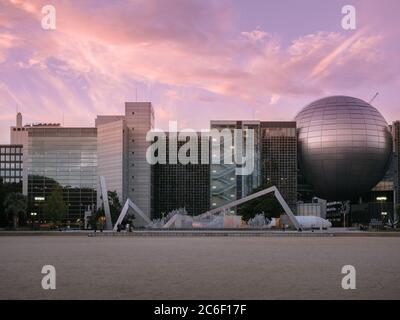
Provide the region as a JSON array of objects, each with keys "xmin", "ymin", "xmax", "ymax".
[
  {"xmin": 97, "ymin": 190, "xmax": 122, "ymax": 224},
  {"xmin": 0, "ymin": 178, "xmax": 23, "ymax": 227},
  {"xmin": 108, "ymin": 191, "xmax": 122, "ymax": 223},
  {"xmin": 237, "ymin": 186, "xmax": 283, "ymax": 221},
  {"xmin": 3, "ymin": 192, "xmax": 27, "ymax": 229},
  {"xmin": 44, "ymin": 185, "xmax": 68, "ymax": 224}
]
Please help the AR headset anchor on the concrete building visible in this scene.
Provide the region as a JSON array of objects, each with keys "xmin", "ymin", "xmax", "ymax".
[{"xmin": 95, "ymin": 102, "xmax": 154, "ymax": 219}]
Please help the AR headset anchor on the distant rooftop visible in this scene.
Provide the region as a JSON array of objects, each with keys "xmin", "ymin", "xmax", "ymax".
[{"xmin": 24, "ymin": 123, "xmax": 61, "ymax": 127}]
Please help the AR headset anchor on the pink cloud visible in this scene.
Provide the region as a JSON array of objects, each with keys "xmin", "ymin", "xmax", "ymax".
[{"xmin": 0, "ymin": 0, "xmax": 399, "ymax": 144}]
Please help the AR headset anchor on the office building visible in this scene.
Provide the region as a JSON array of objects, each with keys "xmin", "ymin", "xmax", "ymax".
[
  {"xmin": 96, "ymin": 102, "xmax": 154, "ymax": 219},
  {"xmin": 152, "ymin": 134, "xmax": 210, "ymax": 218},
  {"xmin": 210, "ymin": 120, "xmax": 297, "ymax": 211},
  {"xmin": 26, "ymin": 126, "xmax": 97, "ymax": 222},
  {"xmin": 261, "ymin": 121, "xmax": 297, "ymax": 209},
  {"xmin": 210, "ymin": 121, "xmax": 261, "ymax": 211},
  {"xmin": 0, "ymin": 144, "xmax": 23, "ymax": 185},
  {"xmin": 10, "ymin": 113, "xmax": 97, "ymax": 222}
]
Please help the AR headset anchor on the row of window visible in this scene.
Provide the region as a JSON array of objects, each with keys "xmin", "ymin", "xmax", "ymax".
[
  {"xmin": 0, "ymin": 163, "xmax": 23, "ymax": 169},
  {"xmin": 0, "ymin": 147, "xmax": 22, "ymax": 154}
]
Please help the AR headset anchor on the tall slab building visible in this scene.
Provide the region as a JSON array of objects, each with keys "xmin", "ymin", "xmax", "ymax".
[
  {"xmin": 209, "ymin": 120, "xmax": 297, "ymax": 211},
  {"xmin": 96, "ymin": 102, "xmax": 154, "ymax": 219},
  {"xmin": 261, "ymin": 121, "xmax": 297, "ymax": 209},
  {"xmin": 152, "ymin": 133, "xmax": 210, "ymax": 217},
  {"xmin": 210, "ymin": 121, "xmax": 261, "ymax": 211}
]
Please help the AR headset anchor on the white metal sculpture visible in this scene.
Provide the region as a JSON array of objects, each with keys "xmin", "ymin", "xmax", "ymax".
[
  {"xmin": 198, "ymin": 186, "xmax": 302, "ymax": 230},
  {"xmin": 113, "ymin": 198, "xmax": 152, "ymax": 231},
  {"xmin": 99, "ymin": 176, "xmax": 113, "ymax": 230}
]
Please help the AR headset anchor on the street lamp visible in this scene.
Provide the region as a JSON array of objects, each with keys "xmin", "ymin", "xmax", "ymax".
[
  {"xmin": 381, "ymin": 211, "xmax": 388, "ymax": 224},
  {"xmin": 377, "ymin": 196, "xmax": 388, "ymax": 223},
  {"xmin": 30, "ymin": 212, "xmax": 37, "ymax": 230}
]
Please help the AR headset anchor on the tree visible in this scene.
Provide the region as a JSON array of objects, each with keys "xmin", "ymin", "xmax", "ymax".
[
  {"xmin": 44, "ymin": 185, "xmax": 68, "ymax": 224},
  {"xmin": 3, "ymin": 192, "xmax": 27, "ymax": 229},
  {"xmin": 0, "ymin": 178, "xmax": 23, "ymax": 227},
  {"xmin": 237, "ymin": 186, "xmax": 283, "ymax": 221},
  {"xmin": 97, "ymin": 190, "xmax": 122, "ymax": 223},
  {"xmin": 108, "ymin": 191, "xmax": 122, "ymax": 223}
]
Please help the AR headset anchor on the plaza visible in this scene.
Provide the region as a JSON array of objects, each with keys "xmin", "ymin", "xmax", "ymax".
[{"xmin": 0, "ymin": 235, "xmax": 399, "ymax": 300}]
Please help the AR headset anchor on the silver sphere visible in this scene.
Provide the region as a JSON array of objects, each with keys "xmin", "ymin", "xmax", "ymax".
[{"xmin": 296, "ymin": 96, "xmax": 392, "ymax": 200}]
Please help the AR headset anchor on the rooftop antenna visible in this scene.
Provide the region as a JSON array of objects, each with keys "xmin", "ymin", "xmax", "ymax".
[
  {"xmin": 369, "ymin": 92, "xmax": 379, "ymax": 104},
  {"xmin": 135, "ymin": 87, "xmax": 138, "ymax": 102},
  {"xmin": 62, "ymin": 112, "xmax": 64, "ymax": 126}
]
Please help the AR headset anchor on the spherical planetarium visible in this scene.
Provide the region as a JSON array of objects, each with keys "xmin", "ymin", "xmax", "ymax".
[{"xmin": 295, "ymin": 96, "xmax": 393, "ymax": 201}]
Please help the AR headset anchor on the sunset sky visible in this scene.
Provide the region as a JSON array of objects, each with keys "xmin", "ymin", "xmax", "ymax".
[{"xmin": 0, "ymin": 0, "xmax": 399, "ymax": 144}]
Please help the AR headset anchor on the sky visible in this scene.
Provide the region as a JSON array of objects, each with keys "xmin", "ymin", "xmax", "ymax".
[{"xmin": 0, "ymin": 0, "xmax": 399, "ymax": 144}]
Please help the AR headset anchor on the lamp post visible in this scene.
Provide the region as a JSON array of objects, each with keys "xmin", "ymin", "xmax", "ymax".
[
  {"xmin": 30, "ymin": 212, "xmax": 37, "ymax": 230},
  {"xmin": 377, "ymin": 196, "xmax": 387, "ymax": 223},
  {"xmin": 381, "ymin": 211, "xmax": 388, "ymax": 224}
]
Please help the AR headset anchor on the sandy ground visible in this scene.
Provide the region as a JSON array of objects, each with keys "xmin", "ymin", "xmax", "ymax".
[{"xmin": 0, "ymin": 236, "xmax": 399, "ymax": 300}]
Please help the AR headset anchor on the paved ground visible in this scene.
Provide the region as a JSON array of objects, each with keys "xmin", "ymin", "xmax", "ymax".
[{"xmin": 0, "ymin": 236, "xmax": 399, "ymax": 299}]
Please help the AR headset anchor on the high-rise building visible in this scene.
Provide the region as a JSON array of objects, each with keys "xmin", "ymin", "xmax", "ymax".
[
  {"xmin": 209, "ymin": 120, "xmax": 297, "ymax": 211},
  {"xmin": 10, "ymin": 113, "xmax": 97, "ymax": 222},
  {"xmin": 152, "ymin": 134, "xmax": 210, "ymax": 218},
  {"xmin": 96, "ymin": 102, "xmax": 154, "ymax": 219},
  {"xmin": 261, "ymin": 122, "xmax": 297, "ymax": 209},
  {"xmin": 210, "ymin": 121, "xmax": 261, "ymax": 211},
  {"xmin": 26, "ymin": 126, "xmax": 97, "ymax": 222},
  {"xmin": 0, "ymin": 144, "xmax": 23, "ymax": 185}
]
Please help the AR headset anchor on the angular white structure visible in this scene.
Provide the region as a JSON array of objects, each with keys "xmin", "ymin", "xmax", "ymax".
[
  {"xmin": 96, "ymin": 103, "xmax": 154, "ymax": 221},
  {"xmin": 199, "ymin": 186, "xmax": 302, "ymax": 230},
  {"xmin": 99, "ymin": 176, "xmax": 113, "ymax": 230},
  {"xmin": 113, "ymin": 198, "xmax": 152, "ymax": 231}
]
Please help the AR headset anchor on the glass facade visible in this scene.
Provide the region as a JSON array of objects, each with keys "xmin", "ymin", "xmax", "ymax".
[
  {"xmin": 210, "ymin": 121, "xmax": 261, "ymax": 211},
  {"xmin": 261, "ymin": 122, "xmax": 297, "ymax": 209},
  {"xmin": 0, "ymin": 145, "xmax": 23, "ymax": 184},
  {"xmin": 27, "ymin": 128, "xmax": 97, "ymax": 222},
  {"xmin": 153, "ymin": 134, "xmax": 210, "ymax": 218}
]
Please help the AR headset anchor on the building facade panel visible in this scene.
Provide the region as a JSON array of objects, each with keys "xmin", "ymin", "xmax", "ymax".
[
  {"xmin": 96, "ymin": 119, "xmax": 125, "ymax": 207},
  {"xmin": 210, "ymin": 121, "xmax": 261, "ymax": 211},
  {"xmin": 153, "ymin": 134, "xmax": 210, "ymax": 217},
  {"xmin": 0, "ymin": 144, "xmax": 23, "ymax": 185},
  {"xmin": 27, "ymin": 127, "xmax": 97, "ymax": 222},
  {"xmin": 261, "ymin": 122, "xmax": 297, "ymax": 209}
]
